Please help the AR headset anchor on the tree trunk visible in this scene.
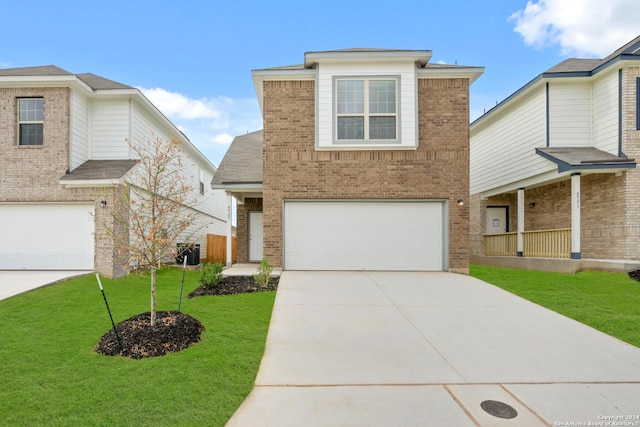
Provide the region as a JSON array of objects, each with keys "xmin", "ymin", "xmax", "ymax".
[{"xmin": 150, "ymin": 265, "xmax": 157, "ymax": 326}]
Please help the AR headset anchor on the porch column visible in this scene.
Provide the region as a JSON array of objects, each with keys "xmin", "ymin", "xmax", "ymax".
[
  {"xmin": 571, "ymin": 173, "xmax": 581, "ymax": 259},
  {"xmin": 517, "ymin": 187, "xmax": 525, "ymax": 257},
  {"xmin": 226, "ymin": 192, "xmax": 233, "ymax": 267}
]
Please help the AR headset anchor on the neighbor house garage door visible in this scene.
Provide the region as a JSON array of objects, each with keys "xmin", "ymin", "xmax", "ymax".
[
  {"xmin": 0, "ymin": 203, "xmax": 95, "ymax": 270},
  {"xmin": 283, "ymin": 201, "xmax": 446, "ymax": 271}
]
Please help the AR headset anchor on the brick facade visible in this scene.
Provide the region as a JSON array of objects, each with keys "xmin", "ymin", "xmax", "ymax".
[
  {"xmin": 0, "ymin": 87, "xmax": 127, "ymax": 278},
  {"xmin": 262, "ymin": 78, "xmax": 471, "ymax": 273}
]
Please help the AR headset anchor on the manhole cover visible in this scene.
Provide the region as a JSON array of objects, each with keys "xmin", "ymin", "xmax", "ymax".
[{"xmin": 480, "ymin": 400, "xmax": 518, "ymax": 419}]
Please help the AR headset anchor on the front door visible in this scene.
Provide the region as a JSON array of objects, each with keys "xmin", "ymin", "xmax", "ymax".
[
  {"xmin": 249, "ymin": 212, "xmax": 263, "ymax": 261},
  {"xmin": 486, "ymin": 207, "xmax": 508, "ymax": 234}
]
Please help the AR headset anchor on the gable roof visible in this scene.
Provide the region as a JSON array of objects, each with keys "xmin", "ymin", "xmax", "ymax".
[
  {"xmin": 0, "ymin": 65, "xmax": 132, "ymax": 91},
  {"xmin": 212, "ymin": 130, "xmax": 263, "ymax": 186},
  {"xmin": 473, "ymin": 35, "xmax": 640, "ymax": 126}
]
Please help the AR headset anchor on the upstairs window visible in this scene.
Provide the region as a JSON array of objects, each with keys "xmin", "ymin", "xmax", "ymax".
[
  {"xmin": 18, "ymin": 98, "xmax": 44, "ymax": 146},
  {"xmin": 199, "ymin": 169, "xmax": 205, "ymax": 195},
  {"xmin": 336, "ymin": 78, "xmax": 397, "ymax": 142}
]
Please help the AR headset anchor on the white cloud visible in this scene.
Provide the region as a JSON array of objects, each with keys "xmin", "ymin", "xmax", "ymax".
[
  {"xmin": 509, "ymin": 0, "xmax": 640, "ymax": 57},
  {"xmin": 138, "ymin": 87, "xmax": 262, "ymax": 166}
]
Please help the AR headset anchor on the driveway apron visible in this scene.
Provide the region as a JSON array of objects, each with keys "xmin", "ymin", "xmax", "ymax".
[{"xmin": 227, "ymin": 271, "xmax": 640, "ymax": 426}]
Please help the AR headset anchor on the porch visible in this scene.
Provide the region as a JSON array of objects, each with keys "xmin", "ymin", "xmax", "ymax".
[{"xmin": 478, "ymin": 228, "xmax": 640, "ymax": 273}]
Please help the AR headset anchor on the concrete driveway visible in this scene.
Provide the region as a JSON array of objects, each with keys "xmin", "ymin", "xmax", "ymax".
[
  {"xmin": 227, "ymin": 271, "xmax": 640, "ymax": 426},
  {"xmin": 0, "ymin": 271, "xmax": 91, "ymax": 300}
]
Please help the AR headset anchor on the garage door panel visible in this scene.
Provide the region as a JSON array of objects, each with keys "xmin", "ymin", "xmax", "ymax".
[
  {"xmin": 284, "ymin": 201, "xmax": 445, "ymax": 271},
  {"xmin": 0, "ymin": 204, "xmax": 95, "ymax": 270}
]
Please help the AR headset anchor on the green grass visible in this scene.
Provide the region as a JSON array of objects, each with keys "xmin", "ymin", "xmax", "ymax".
[
  {"xmin": 471, "ymin": 265, "xmax": 640, "ymax": 348},
  {"xmin": 0, "ymin": 268, "xmax": 275, "ymax": 426}
]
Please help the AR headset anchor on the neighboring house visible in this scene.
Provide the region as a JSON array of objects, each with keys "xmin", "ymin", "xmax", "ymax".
[
  {"xmin": 0, "ymin": 65, "xmax": 227, "ymax": 278},
  {"xmin": 470, "ymin": 36, "xmax": 640, "ymax": 272},
  {"xmin": 213, "ymin": 49, "xmax": 483, "ymax": 273}
]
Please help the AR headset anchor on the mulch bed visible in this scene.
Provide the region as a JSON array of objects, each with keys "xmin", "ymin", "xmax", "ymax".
[
  {"xmin": 187, "ymin": 275, "xmax": 279, "ymax": 297},
  {"xmin": 95, "ymin": 276, "xmax": 278, "ymax": 359},
  {"xmin": 629, "ymin": 269, "xmax": 640, "ymax": 282}
]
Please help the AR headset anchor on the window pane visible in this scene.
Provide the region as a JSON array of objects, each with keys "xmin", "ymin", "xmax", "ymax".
[
  {"xmin": 337, "ymin": 80, "xmax": 364, "ymax": 114},
  {"xmin": 369, "ymin": 117, "xmax": 396, "ymax": 140},
  {"xmin": 19, "ymin": 124, "xmax": 43, "ymax": 145},
  {"xmin": 338, "ymin": 117, "xmax": 364, "ymax": 139},
  {"xmin": 369, "ymin": 80, "xmax": 396, "ymax": 114},
  {"xmin": 19, "ymin": 99, "xmax": 43, "ymax": 121}
]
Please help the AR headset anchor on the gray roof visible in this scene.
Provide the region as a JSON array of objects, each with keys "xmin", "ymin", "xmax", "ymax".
[
  {"xmin": 59, "ymin": 160, "xmax": 139, "ymax": 181},
  {"xmin": 211, "ymin": 130, "xmax": 263, "ymax": 185},
  {"xmin": 0, "ymin": 65, "xmax": 133, "ymax": 90},
  {"xmin": 545, "ymin": 35, "xmax": 640, "ymax": 74},
  {"xmin": 77, "ymin": 73, "xmax": 133, "ymax": 90},
  {"xmin": 0, "ymin": 65, "xmax": 72, "ymax": 76},
  {"xmin": 536, "ymin": 147, "xmax": 636, "ymax": 173}
]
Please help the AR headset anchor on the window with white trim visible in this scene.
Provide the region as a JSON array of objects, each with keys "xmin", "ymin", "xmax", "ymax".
[
  {"xmin": 18, "ymin": 98, "xmax": 44, "ymax": 146},
  {"xmin": 335, "ymin": 78, "xmax": 397, "ymax": 142}
]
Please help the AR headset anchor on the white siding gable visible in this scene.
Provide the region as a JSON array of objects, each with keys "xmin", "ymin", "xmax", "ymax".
[
  {"xmin": 592, "ymin": 70, "xmax": 619, "ymax": 154},
  {"xmin": 316, "ymin": 61, "xmax": 418, "ymax": 149},
  {"xmin": 548, "ymin": 81, "xmax": 591, "ymax": 146},
  {"xmin": 471, "ymin": 88, "xmax": 552, "ymax": 194},
  {"xmin": 90, "ymin": 98, "xmax": 130, "ymax": 159},
  {"xmin": 69, "ymin": 89, "xmax": 90, "ymax": 169}
]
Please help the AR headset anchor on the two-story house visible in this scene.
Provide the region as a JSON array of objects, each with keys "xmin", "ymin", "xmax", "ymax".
[
  {"xmin": 0, "ymin": 66, "xmax": 227, "ymax": 278},
  {"xmin": 213, "ymin": 49, "xmax": 483, "ymax": 274},
  {"xmin": 470, "ymin": 36, "xmax": 640, "ymax": 272}
]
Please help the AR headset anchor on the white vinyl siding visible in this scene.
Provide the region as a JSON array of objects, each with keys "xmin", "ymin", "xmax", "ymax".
[
  {"xmin": 316, "ymin": 62, "xmax": 417, "ymax": 149},
  {"xmin": 592, "ymin": 70, "xmax": 619, "ymax": 154},
  {"xmin": 471, "ymin": 88, "xmax": 551, "ymax": 194},
  {"xmin": 90, "ymin": 99, "xmax": 130, "ymax": 159},
  {"xmin": 70, "ymin": 90, "xmax": 90, "ymax": 169},
  {"xmin": 283, "ymin": 201, "xmax": 445, "ymax": 271},
  {"xmin": 548, "ymin": 81, "xmax": 591, "ymax": 146}
]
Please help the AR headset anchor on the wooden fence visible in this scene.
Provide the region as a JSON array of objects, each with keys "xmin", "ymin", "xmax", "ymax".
[
  {"xmin": 483, "ymin": 228, "xmax": 571, "ymax": 258},
  {"xmin": 206, "ymin": 234, "xmax": 237, "ymax": 264}
]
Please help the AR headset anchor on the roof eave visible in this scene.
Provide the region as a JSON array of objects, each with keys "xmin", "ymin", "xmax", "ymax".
[
  {"xmin": 418, "ymin": 66, "xmax": 485, "ymax": 84},
  {"xmin": 535, "ymin": 148, "xmax": 637, "ymax": 173},
  {"xmin": 59, "ymin": 178, "xmax": 124, "ymax": 188}
]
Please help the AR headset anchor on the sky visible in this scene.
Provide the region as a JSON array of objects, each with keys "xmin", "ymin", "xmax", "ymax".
[{"xmin": 1, "ymin": 0, "xmax": 639, "ymax": 167}]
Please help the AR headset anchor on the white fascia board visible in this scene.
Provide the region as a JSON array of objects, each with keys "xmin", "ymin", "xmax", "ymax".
[
  {"xmin": 211, "ymin": 183, "xmax": 263, "ymax": 191},
  {"xmin": 418, "ymin": 66, "xmax": 485, "ymax": 84},
  {"xmin": 252, "ymin": 68, "xmax": 316, "ymax": 114},
  {"xmin": 304, "ymin": 50, "xmax": 432, "ymax": 68},
  {"xmin": 59, "ymin": 178, "xmax": 123, "ymax": 188},
  {"xmin": 0, "ymin": 75, "xmax": 95, "ymax": 94}
]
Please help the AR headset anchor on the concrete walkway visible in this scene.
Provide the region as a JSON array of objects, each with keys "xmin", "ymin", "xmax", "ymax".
[
  {"xmin": 0, "ymin": 271, "xmax": 91, "ymax": 301},
  {"xmin": 227, "ymin": 271, "xmax": 640, "ymax": 426}
]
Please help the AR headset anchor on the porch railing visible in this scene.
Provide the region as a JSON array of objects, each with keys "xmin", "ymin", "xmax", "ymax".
[
  {"xmin": 483, "ymin": 228, "xmax": 571, "ymax": 258},
  {"xmin": 483, "ymin": 232, "xmax": 517, "ymax": 256},
  {"xmin": 522, "ymin": 228, "xmax": 571, "ymax": 258}
]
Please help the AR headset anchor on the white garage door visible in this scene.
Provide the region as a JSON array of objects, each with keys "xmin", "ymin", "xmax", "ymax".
[
  {"xmin": 284, "ymin": 201, "xmax": 446, "ymax": 271},
  {"xmin": 0, "ymin": 203, "xmax": 95, "ymax": 270}
]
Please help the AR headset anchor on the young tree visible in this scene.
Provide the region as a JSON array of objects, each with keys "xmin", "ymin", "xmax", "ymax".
[{"xmin": 100, "ymin": 135, "xmax": 206, "ymax": 326}]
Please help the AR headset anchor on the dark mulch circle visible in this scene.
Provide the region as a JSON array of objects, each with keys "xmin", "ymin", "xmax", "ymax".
[
  {"xmin": 629, "ymin": 269, "xmax": 640, "ymax": 282},
  {"xmin": 95, "ymin": 311, "xmax": 204, "ymax": 359},
  {"xmin": 187, "ymin": 275, "xmax": 279, "ymax": 298}
]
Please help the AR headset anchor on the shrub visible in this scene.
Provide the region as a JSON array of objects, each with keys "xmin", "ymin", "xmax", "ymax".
[
  {"xmin": 253, "ymin": 258, "xmax": 273, "ymax": 288},
  {"xmin": 199, "ymin": 262, "xmax": 224, "ymax": 288}
]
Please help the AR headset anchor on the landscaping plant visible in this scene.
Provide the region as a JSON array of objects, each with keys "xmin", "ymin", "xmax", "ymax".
[
  {"xmin": 200, "ymin": 262, "xmax": 224, "ymax": 288},
  {"xmin": 253, "ymin": 257, "xmax": 273, "ymax": 288}
]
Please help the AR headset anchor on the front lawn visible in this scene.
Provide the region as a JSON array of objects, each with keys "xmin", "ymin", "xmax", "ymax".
[
  {"xmin": 0, "ymin": 268, "xmax": 275, "ymax": 426},
  {"xmin": 471, "ymin": 265, "xmax": 640, "ymax": 348}
]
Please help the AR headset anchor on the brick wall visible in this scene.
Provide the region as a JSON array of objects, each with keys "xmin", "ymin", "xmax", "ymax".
[
  {"xmin": 0, "ymin": 87, "xmax": 125, "ymax": 277},
  {"xmin": 262, "ymin": 78, "xmax": 471, "ymax": 273}
]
